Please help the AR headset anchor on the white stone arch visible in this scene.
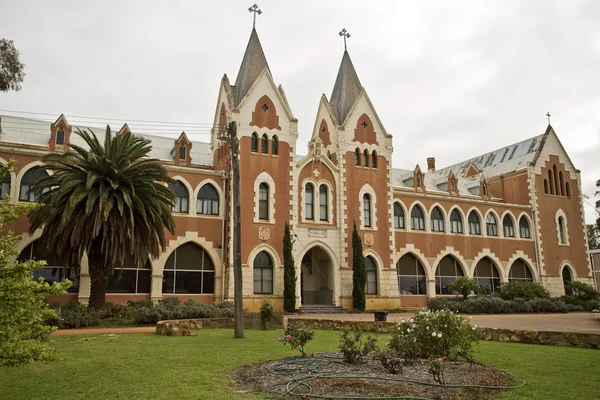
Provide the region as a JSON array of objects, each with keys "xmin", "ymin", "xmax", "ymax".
[
  {"xmin": 300, "ymin": 177, "xmax": 318, "ymax": 223},
  {"xmin": 505, "ymin": 251, "xmax": 539, "ymax": 283},
  {"xmin": 248, "ymin": 243, "xmax": 282, "ymax": 269},
  {"xmin": 359, "ymin": 183, "xmax": 377, "ymax": 230},
  {"xmin": 407, "ymin": 200, "xmax": 428, "ymax": 233},
  {"xmin": 448, "ymin": 205, "xmax": 466, "ymax": 234},
  {"xmin": 471, "ymin": 248, "xmax": 506, "ymax": 282},
  {"xmin": 16, "ymin": 161, "xmax": 52, "ymax": 203},
  {"xmin": 169, "ymin": 175, "xmax": 194, "ymax": 215},
  {"xmin": 465, "ymin": 206, "xmax": 484, "ymax": 236},
  {"xmin": 363, "ymin": 249, "xmax": 384, "ymax": 295},
  {"xmin": 296, "ymin": 240, "xmax": 339, "ymax": 269},
  {"xmin": 500, "ymin": 210, "xmax": 517, "ymax": 238},
  {"xmin": 555, "ymin": 209, "xmax": 570, "ymax": 245},
  {"xmin": 155, "ymin": 233, "xmax": 222, "ymax": 278},
  {"xmin": 559, "ymin": 260, "xmax": 577, "ymax": 279},
  {"xmin": 0, "ymin": 156, "xmax": 18, "ymax": 203},
  {"xmin": 296, "ymin": 240, "xmax": 339, "ymax": 301},
  {"xmin": 392, "ymin": 199, "xmax": 408, "ymax": 230},
  {"xmin": 254, "ymin": 171, "xmax": 276, "ymax": 223},
  {"xmin": 394, "ymin": 245, "xmax": 432, "ymax": 281},
  {"xmin": 428, "ymin": 202, "xmax": 447, "ymax": 233},
  {"xmin": 431, "ymin": 247, "xmax": 470, "ymax": 278},
  {"xmin": 516, "ymin": 211, "xmax": 533, "ymax": 239},
  {"xmin": 192, "ymin": 178, "xmax": 225, "ymax": 218},
  {"xmin": 483, "ymin": 208, "xmax": 501, "ymax": 238},
  {"xmin": 295, "ymin": 151, "xmax": 339, "ymax": 180}
]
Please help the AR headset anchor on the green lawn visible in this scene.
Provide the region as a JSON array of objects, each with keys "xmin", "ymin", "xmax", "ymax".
[{"xmin": 0, "ymin": 330, "xmax": 598, "ymax": 400}]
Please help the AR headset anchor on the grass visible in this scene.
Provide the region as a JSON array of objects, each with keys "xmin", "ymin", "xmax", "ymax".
[{"xmin": 0, "ymin": 329, "xmax": 598, "ymax": 400}]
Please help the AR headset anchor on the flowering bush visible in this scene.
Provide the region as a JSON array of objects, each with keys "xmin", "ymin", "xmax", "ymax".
[
  {"xmin": 428, "ymin": 356, "xmax": 447, "ymax": 384},
  {"xmin": 338, "ymin": 330, "xmax": 378, "ymax": 364},
  {"xmin": 278, "ymin": 323, "xmax": 314, "ymax": 357},
  {"xmin": 388, "ymin": 309, "xmax": 483, "ymax": 361}
]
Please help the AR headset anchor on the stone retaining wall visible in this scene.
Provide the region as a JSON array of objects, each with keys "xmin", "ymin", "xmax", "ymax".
[
  {"xmin": 156, "ymin": 314, "xmax": 284, "ymax": 336},
  {"xmin": 287, "ymin": 318, "xmax": 600, "ymax": 349}
]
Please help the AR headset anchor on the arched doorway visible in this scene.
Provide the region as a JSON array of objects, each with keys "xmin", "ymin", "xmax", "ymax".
[{"xmin": 300, "ymin": 246, "xmax": 333, "ymax": 305}]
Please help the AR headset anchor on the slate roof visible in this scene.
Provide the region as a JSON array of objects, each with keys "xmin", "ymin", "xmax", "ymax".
[
  {"xmin": 329, "ymin": 51, "xmax": 362, "ymax": 125},
  {"xmin": 232, "ymin": 28, "xmax": 271, "ymax": 107},
  {"xmin": 391, "ymin": 168, "xmax": 484, "ymax": 197},
  {"xmin": 0, "ymin": 115, "xmax": 214, "ymax": 166}
]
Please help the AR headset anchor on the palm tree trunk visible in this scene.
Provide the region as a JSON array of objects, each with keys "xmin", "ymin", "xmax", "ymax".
[{"xmin": 88, "ymin": 252, "xmax": 109, "ymax": 311}]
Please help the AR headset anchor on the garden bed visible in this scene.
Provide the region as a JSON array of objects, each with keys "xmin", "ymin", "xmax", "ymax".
[{"xmin": 234, "ymin": 352, "xmax": 521, "ymax": 400}]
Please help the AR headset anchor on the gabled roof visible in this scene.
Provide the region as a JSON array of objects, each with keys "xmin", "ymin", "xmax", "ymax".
[
  {"xmin": 436, "ymin": 133, "xmax": 544, "ymax": 179},
  {"xmin": 329, "ymin": 50, "xmax": 362, "ymax": 125},
  {"xmin": 233, "ymin": 28, "xmax": 271, "ymax": 107}
]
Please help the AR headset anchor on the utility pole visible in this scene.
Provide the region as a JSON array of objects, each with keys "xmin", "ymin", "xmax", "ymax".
[{"xmin": 229, "ymin": 121, "xmax": 244, "ymax": 338}]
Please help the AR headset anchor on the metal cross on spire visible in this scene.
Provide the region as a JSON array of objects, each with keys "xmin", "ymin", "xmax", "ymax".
[
  {"xmin": 546, "ymin": 112, "xmax": 552, "ymax": 125},
  {"xmin": 248, "ymin": 4, "xmax": 262, "ymax": 28},
  {"xmin": 339, "ymin": 28, "xmax": 350, "ymax": 51}
]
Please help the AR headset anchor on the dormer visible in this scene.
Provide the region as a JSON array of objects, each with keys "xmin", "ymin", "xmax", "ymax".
[
  {"xmin": 117, "ymin": 123, "xmax": 132, "ymax": 136},
  {"xmin": 50, "ymin": 114, "xmax": 72, "ymax": 152},
  {"xmin": 448, "ymin": 172, "xmax": 459, "ymax": 196},
  {"xmin": 464, "ymin": 162, "xmax": 480, "ymax": 178},
  {"xmin": 413, "ymin": 165, "xmax": 425, "ymax": 192},
  {"xmin": 172, "ymin": 132, "xmax": 192, "ymax": 167},
  {"xmin": 480, "ymin": 176, "xmax": 489, "ymax": 200}
]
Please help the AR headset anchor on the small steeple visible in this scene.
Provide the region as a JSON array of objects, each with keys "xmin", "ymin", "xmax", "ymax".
[{"xmin": 329, "ymin": 49, "xmax": 362, "ymax": 125}]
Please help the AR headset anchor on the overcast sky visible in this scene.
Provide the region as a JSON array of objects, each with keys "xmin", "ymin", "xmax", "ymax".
[{"xmin": 1, "ymin": 0, "xmax": 599, "ymax": 222}]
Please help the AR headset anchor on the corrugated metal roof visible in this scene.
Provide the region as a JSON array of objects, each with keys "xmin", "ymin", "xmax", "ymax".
[
  {"xmin": 329, "ymin": 50, "xmax": 362, "ymax": 125},
  {"xmin": 233, "ymin": 28, "xmax": 271, "ymax": 107},
  {"xmin": 0, "ymin": 115, "xmax": 213, "ymax": 165},
  {"xmin": 391, "ymin": 168, "xmax": 485, "ymax": 197}
]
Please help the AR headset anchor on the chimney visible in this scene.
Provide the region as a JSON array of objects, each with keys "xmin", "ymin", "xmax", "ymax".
[{"xmin": 427, "ymin": 157, "xmax": 436, "ymax": 173}]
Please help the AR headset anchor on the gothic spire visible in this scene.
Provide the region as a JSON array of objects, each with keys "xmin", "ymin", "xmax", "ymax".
[
  {"xmin": 329, "ymin": 50, "xmax": 362, "ymax": 125},
  {"xmin": 233, "ymin": 28, "xmax": 271, "ymax": 107}
]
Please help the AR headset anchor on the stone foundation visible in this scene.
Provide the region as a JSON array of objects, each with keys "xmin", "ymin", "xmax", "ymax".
[{"xmin": 156, "ymin": 314, "xmax": 285, "ymax": 336}]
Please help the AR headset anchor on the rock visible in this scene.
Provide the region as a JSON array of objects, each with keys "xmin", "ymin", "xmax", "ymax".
[{"xmin": 523, "ymin": 330, "xmax": 538, "ymax": 340}]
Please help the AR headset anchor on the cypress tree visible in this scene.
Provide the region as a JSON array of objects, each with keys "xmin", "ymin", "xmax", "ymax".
[
  {"xmin": 352, "ymin": 222, "xmax": 366, "ymax": 311},
  {"xmin": 283, "ymin": 222, "xmax": 296, "ymax": 312}
]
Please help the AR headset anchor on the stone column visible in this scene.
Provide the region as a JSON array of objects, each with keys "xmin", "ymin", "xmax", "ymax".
[
  {"xmin": 427, "ymin": 279, "xmax": 437, "ymax": 298},
  {"xmin": 78, "ymin": 254, "xmax": 90, "ymax": 305}
]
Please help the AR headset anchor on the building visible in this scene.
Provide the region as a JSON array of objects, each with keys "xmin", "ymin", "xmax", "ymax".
[{"xmin": 0, "ymin": 26, "xmax": 594, "ymax": 311}]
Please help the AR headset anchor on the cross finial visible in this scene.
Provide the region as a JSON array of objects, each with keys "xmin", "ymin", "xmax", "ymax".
[
  {"xmin": 248, "ymin": 4, "xmax": 262, "ymax": 28},
  {"xmin": 546, "ymin": 112, "xmax": 551, "ymax": 125},
  {"xmin": 339, "ymin": 28, "xmax": 350, "ymax": 51}
]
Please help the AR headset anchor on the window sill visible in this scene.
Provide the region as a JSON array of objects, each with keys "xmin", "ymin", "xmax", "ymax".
[
  {"xmin": 254, "ymin": 219, "xmax": 276, "ymax": 225},
  {"xmin": 194, "ymin": 214, "xmax": 222, "ymax": 219}
]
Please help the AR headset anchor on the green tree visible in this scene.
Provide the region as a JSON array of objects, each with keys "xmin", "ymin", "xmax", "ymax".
[
  {"xmin": 352, "ymin": 222, "xmax": 366, "ymax": 311},
  {"xmin": 0, "ymin": 39, "xmax": 25, "ymax": 92},
  {"xmin": 283, "ymin": 222, "xmax": 296, "ymax": 312},
  {"xmin": 28, "ymin": 127, "xmax": 175, "ymax": 310},
  {"xmin": 448, "ymin": 277, "xmax": 482, "ymax": 300},
  {"xmin": 0, "ymin": 161, "xmax": 69, "ymax": 366},
  {"xmin": 586, "ymin": 224, "xmax": 599, "ymax": 250}
]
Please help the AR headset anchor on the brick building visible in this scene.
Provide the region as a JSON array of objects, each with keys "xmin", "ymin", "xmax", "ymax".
[{"xmin": 0, "ymin": 27, "xmax": 594, "ymax": 310}]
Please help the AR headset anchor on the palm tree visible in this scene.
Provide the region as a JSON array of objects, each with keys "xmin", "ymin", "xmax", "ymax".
[{"xmin": 29, "ymin": 127, "xmax": 175, "ymax": 310}]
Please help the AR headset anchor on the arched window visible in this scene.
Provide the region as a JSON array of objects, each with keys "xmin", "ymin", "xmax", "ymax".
[
  {"xmin": 305, "ymin": 183, "xmax": 314, "ymax": 220},
  {"xmin": 365, "ymin": 256, "xmax": 378, "ymax": 294},
  {"xmin": 397, "ymin": 253, "xmax": 427, "ymax": 295},
  {"xmin": 251, "ymin": 132, "xmax": 258, "ymax": 153},
  {"xmin": 565, "ymin": 182, "xmax": 571, "ymax": 197},
  {"xmin": 363, "ymin": 149, "xmax": 369, "ymax": 167},
  {"xmin": 179, "ymin": 146, "xmax": 187, "ymax": 161},
  {"xmin": 548, "ymin": 169, "xmax": 554, "ymax": 194},
  {"xmin": 354, "ymin": 148, "xmax": 361, "ymax": 166},
  {"xmin": 558, "ymin": 216, "xmax": 566, "ymax": 244},
  {"xmin": 562, "ymin": 266, "xmax": 573, "ymax": 296},
  {"xmin": 271, "ymin": 135, "xmax": 279, "ymax": 155},
  {"xmin": 162, "ymin": 243, "xmax": 214, "ymax": 294},
  {"xmin": 468, "ymin": 211, "xmax": 481, "ymax": 235},
  {"xmin": 319, "ymin": 184, "xmax": 328, "ymax": 221},
  {"xmin": 559, "ymin": 171, "xmax": 564, "ymax": 196},
  {"xmin": 519, "ymin": 216, "xmax": 531, "ymax": 238},
  {"xmin": 474, "ymin": 257, "xmax": 501, "ymax": 294},
  {"xmin": 430, "ymin": 206, "xmax": 445, "ymax": 232},
  {"xmin": 411, "ymin": 205, "xmax": 425, "ymax": 231},
  {"xmin": 435, "ymin": 255, "xmax": 464, "ymax": 295},
  {"xmin": 56, "ymin": 129, "xmax": 65, "ymax": 145},
  {"xmin": 197, "ymin": 184, "xmax": 219, "ymax": 215},
  {"xmin": 1, "ymin": 169, "xmax": 10, "ymax": 199},
  {"xmin": 450, "ymin": 209, "xmax": 463, "ymax": 233},
  {"xmin": 509, "ymin": 259, "xmax": 533, "ymax": 282},
  {"xmin": 553, "ymin": 165, "xmax": 559, "ymax": 196},
  {"xmin": 371, "ymin": 151, "xmax": 378, "ymax": 168},
  {"xmin": 261, "ymin": 134, "xmax": 269, "ymax": 154},
  {"xmin": 416, "ymin": 174, "xmax": 422, "ymax": 189},
  {"xmin": 393, "ymin": 203, "xmax": 405, "ymax": 229},
  {"xmin": 19, "ymin": 169, "xmax": 49, "ymax": 202},
  {"xmin": 486, "ymin": 213, "xmax": 498, "ymax": 236},
  {"xmin": 108, "ymin": 255, "xmax": 151, "ymax": 294},
  {"xmin": 503, "ymin": 214, "xmax": 515, "ymax": 237},
  {"xmin": 543, "ymin": 179, "xmax": 548, "ymax": 194},
  {"xmin": 253, "ymin": 251, "xmax": 273, "ymax": 294},
  {"xmin": 482, "ymin": 182, "xmax": 488, "ymax": 197},
  {"xmin": 18, "ymin": 240, "xmax": 79, "ymax": 293},
  {"xmin": 169, "ymin": 181, "xmax": 189, "ymax": 213},
  {"xmin": 363, "ymin": 194, "xmax": 372, "ymax": 227},
  {"xmin": 259, "ymin": 183, "xmax": 269, "ymax": 221}
]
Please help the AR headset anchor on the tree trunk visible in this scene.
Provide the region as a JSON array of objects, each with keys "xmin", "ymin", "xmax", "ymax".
[{"xmin": 88, "ymin": 251, "xmax": 109, "ymax": 311}]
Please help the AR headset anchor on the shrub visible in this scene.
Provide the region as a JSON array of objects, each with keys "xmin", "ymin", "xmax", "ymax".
[
  {"xmin": 338, "ymin": 330, "xmax": 378, "ymax": 364},
  {"xmin": 100, "ymin": 302, "xmax": 133, "ymax": 319},
  {"xmin": 132, "ymin": 307, "xmax": 162, "ymax": 324},
  {"xmin": 57, "ymin": 304, "xmax": 101, "ymax": 329},
  {"xmin": 428, "ymin": 296, "xmax": 581, "ymax": 314},
  {"xmin": 260, "ymin": 301, "xmax": 275, "ymax": 330},
  {"xmin": 278, "ymin": 323, "xmax": 314, "ymax": 357},
  {"xmin": 571, "ymin": 282, "xmax": 600, "ymax": 302},
  {"xmin": 448, "ymin": 278, "xmax": 482, "ymax": 299},
  {"xmin": 127, "ymin": 300, "xmax": 154, "ymax": 309},
  {"xmin": 374, "ymin": 351, "xmax": 403, "ymax": 374},
  {"xmin": 499, "ymin": 281, "xmax": 550, "ymax": 301}
]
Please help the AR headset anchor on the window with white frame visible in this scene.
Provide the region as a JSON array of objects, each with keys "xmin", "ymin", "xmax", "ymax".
[
  {"xmin": 468, "ymin": 211, "xmax": 481, "ymax": 235},
  {"xmin": 410, "ymin": 205, "xmax": 425, "ymax": 231},
  {"xmin": 365, "ymin": 255, "xmax": 378, "ymax": 294},
  {"xmin": 486, "ymin": 213, "xmax": 498, "ymax": 236},
  {"xmin": 354, "ymin": 148, "xmax": 360, "ymax": 166},
  {"xmin": 393, "ymin": 203, "xmax": 404, "ymax": 229},
  {"xmin": 18, "ymin": 240, "xmax": 79, "ymax": 293},
  {"xmin": 509, "ymin": 259, "xmax": 533, "ymax": 282},
  {"xmin": 435, "ymin": 255, "xmax": 464, "ymax": 295},
  {"xmin": 162, "ymin": 243, "xmax": 214, "ymax": 294},
  {"xmin": 253, "ymin": 251, "xmax": 273, "ymax": 294},
  {"xmin": 108, "ymin": 256, "xmax": 151, "ymax": 294},
  {"xmin": 450, "ymin": 209, "xmax": 463, "ymax": 233},
  {"xmin": 519, "ymin": 216, "xmax": 531, "ymax": 238},
  {"xmin": 371, "ymin": 151, "xmax": 377, "ymax": 168},
  {"xmin": 169, "ymin": 181, "xmax": 189, "ymax": 213},
  {"xmin": 503, "ymin": 214, "xmax": 515, "ymax": 237},
  {"xmin": 474, "ymin": 257, "xmax": 501, "ymax": 294},
  {"xmin": 251, "ymin": 133, "xmax": 259, "ymax": 152},
  {"xmin": 271, "ymin": 135, "xmax": 279, "ymax": 155},
  {"xmin": 261, "ymin": 134, "xmax": 269, "ymax": 154},
  {"xmin": 363, "ymin": 194, "xmax": 372, "ymax": 227},
  {"xmin": 305, "ymin": 183, "xmax": 314, "ymax": 220},
  {"xmin": 430, "ymin": 206, "xmax": 445, "ymax": 232},
  {"xmin": 197, "ymin": 184, "xmax": 219, "ymax": 215},
  {"xmin": 558, "ymin": 216, "xmax": 566, "ymax": 244},
  {"xmin": 319, "ymin": 184, "xmax": 328, "ymax": 221},
  {"xmin": 363, "ymin": 149, "xmax": 369, "ymax": 167},
  {"xmin": 19, "ymin": 169, "xmax": 49, "ymax": 202},
  {"xmin": 56, "ymin": 129, "xmax": 65, "ymax": 145},
  {"xmin": 259, "ymin": 183, "xmax": 269, "ymax": 221},
  {"xmin": 397, "ymin": 253, "xmax": 427, "ymax": 295}
]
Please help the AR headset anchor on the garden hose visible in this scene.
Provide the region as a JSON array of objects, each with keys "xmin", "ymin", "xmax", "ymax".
[{"xmin": 262, "ymin": 355, "xmax": 526, "ymax": 400}]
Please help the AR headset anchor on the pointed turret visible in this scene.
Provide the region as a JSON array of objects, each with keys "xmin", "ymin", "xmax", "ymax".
[
  {"xmin": 233, "ymin": 28, "xmax": 271, "ymax": 107},
  {"xmin": 329, "ymin": 50, "xmax": 362, "ymax": 125}
]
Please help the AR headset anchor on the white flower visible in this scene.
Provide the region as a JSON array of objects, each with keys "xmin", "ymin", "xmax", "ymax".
[
  {"xmin": 437, "ymin": 333, "xmax": 442, "ymax": 338},
  {"xmin": 426, "ymin": 326, "xmax": 429, "ymax": 330},
  {"xmin": 432, "ymin": 332, "xmax": 437, "ymax": 337},
  {"xmin": 406, "ymin": 328, "xmax": 411, "ymax": 333},
  {"xmin": 474, "ymin": 325, "xmax": 478, "ymax": 328}
]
